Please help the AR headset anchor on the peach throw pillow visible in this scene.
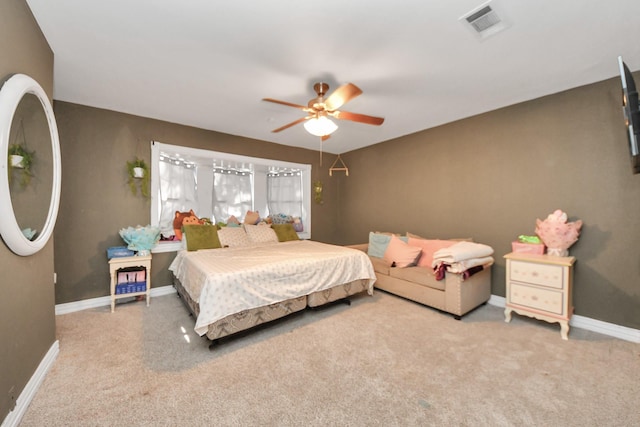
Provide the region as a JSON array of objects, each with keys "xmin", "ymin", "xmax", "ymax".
[
  {"xmin": 407, "ymin": 238, "xmax": 456, "ymax": 268},
  {"xmin": 383, "ymin": 235, "xmax": 422, "ymax": 268}
]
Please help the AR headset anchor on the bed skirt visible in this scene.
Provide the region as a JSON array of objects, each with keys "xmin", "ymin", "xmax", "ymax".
[
  {"xmin": 307, "ymin": 278, "xmax": 371, "ymax": 307},
  {"xmin": 173, "ymin": 276, "xmax": 371, "ymax": 341}
]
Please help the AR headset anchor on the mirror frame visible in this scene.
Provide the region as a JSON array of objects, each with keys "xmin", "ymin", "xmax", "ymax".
[{"xmin": 0, "ymin": 74, "xmax": 62, "ymax": 256}]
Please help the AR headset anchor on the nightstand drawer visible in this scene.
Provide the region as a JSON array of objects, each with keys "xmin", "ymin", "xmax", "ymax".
[
  {"xmin": 509, "ymin": 260, "xmax": 564, "ymax": 289},
  {"xmin": 509, "ymin": 282, "xmax": 564, "ymax": 315}
]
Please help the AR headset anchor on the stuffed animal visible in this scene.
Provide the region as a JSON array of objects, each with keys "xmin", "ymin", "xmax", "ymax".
[
  {"xmin": 173, "ymin": 209, "xmax": 201, "ymax": 240},
  {"xmin": 244, "ymin": 210, "xmax": 260, "ymax": 225},
  {"xmin": 226, "ymin": 215, "xmax": 241, "ymax": 227}
]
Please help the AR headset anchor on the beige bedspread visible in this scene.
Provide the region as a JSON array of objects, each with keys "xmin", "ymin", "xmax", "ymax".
[{"xmin": 169, "ymin": 240, "xmax": 376, "ymax": 336}]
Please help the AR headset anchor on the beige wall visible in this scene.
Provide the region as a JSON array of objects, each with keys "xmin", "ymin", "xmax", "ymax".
[
  {"xmin": 338, "ymin": 76, "xmax": 640, "ymax": 329},
  {"xmin": 0, "ymin": 0, "xmax": 55, "ymax": 422},
  {"xmin": 53, "ymin": 73, "xmax": 640, "ymax": 330},
  {"xmin": 52, "ymin": 101, "xmax": 340, "ymax": 303}
]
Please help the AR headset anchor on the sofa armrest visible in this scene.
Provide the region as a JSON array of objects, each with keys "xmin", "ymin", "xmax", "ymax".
[{"xmin": 346, "ymin": 243, "xmax": 369, "ymax": 253}]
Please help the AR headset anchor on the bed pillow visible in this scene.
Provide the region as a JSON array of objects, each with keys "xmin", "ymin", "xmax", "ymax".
[
  {"xmin": 271, "ymin": 223, "xmax": 300, "ymax": 242},
  {"xmin": 383, "ymin": 235, "xmax": 422, "ymax": 268},
  {"xmin": 183, "ymin": 224, "xmax": 221, "ymax": 251},
  {"xmin": 244, "ymin": 224, "xmax": 278, "ymax": 243},
  {"xmin": 217, "ymin": 227, "xmax": 252, "ymax": 247},
  {"xmin": 407, "ymin": 238, "xmax": 456, "ymax": 268}
]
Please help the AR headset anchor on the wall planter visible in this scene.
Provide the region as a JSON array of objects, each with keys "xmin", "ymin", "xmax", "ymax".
[
  {"xmin": 8, "ymin": 143, "xmax": 34, "ymax": 187},
  {"xmin": 126, "ymin": 157, "xmax": 150, "ymax": 199}
]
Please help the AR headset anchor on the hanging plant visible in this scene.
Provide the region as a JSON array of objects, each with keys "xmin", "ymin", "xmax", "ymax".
[
  {"xmin": 313, "ymin": 180, "xmax": 323, "ymax": 204},
  {"xmin": 126, "ymin": 157, "xmax": 150, "ymax": 199},
  {"xmin": 8, "ymin": 143, "xmax": 34, "ymax": 188}
]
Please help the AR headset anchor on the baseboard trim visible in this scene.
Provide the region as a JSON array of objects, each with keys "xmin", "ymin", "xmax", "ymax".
[
  {"xmin": 55, "ymin": 285, "xmax": 177, "ymax": 315},
  {"xmin": 1, "ymin": 341, "xmax": 59, "ymax": 427},
  {"xmin": 487, "ymin": 294, "xmax": 640, "ymax": 343}
]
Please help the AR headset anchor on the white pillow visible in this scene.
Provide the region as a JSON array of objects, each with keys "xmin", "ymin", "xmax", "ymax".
[
  {"xmin": 244, "ymin": 224, "xmax": 278, "ymax": 243},
  {"xmin": 217, "ymin": 227, "xmax": 251, "ymax": 247}
]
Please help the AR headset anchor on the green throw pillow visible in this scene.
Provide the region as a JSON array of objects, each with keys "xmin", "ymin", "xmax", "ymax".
[
  {"xmin": 271, "ymin": 223, "xmax": 300, "ymax": 242},
  {"xmin": 183, "ymin": 224, "xmax": 221, "ymax": 251}
]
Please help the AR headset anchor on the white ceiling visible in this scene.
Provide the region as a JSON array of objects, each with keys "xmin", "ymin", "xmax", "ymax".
[{"xmin": 26, "ymin": 0, "xmax": 640, "ymax": 154}]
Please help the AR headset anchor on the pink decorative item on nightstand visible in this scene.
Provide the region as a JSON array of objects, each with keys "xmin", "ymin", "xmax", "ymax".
[{"xmin": 535, "ymin": 209, "xmax": 582, "ymax": 257}]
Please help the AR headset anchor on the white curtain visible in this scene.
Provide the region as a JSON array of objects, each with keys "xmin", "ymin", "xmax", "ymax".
[
  {"xmin": 267, "ymin": 172, "xmax": 302, "ymax": 217},
  {"xmin": 212, "ymin": 170, "xmax": 253, "ymax": 223},
  {"xmin": 158, "ymin": 159, "xmax": 197, "ymax": 235}
]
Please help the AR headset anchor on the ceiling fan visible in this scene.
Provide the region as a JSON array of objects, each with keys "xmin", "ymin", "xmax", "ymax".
[{"xmin": 263, "ymin": 82, "xmax": 384, "ymax": 141}]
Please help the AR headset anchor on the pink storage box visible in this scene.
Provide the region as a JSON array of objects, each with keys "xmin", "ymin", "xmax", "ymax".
[
  {"xmin": 117, "ymin": 269, "xmax": 146, "ymax": 284},
  {"xmin": 511, "ymin": 241, "xmax": 545, "ymax": 254}
]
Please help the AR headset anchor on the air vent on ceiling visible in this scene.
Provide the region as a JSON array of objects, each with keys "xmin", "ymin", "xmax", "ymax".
[
  {"xmin": 466, "ymin": 6, "xmax": 500, "ymax": 32},
  {"xmin": 460, "ymin": 1, "xmax": 509, "ymax": 40}
]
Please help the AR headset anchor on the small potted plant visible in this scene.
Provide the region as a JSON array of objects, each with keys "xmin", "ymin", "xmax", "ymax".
[
  {"xmin": 8, "ymin": 143, "xmax": 34, "ymax": 187},
  {"xmin": 126, "ymin": 157, "xmax": 150, "ymax": 198}
]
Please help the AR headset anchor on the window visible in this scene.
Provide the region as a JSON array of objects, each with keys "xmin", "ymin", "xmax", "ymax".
[
  {"xmin": 157, "ymin": 156, "xmax": 197, "ymax": 234},
  {"xmin": 267, "ymin": 170, "xmax": 303, "ymax": 218},
  {"xmin": 212, "ymin": 167, "xmax": 253, "ymax": 223},
  {"xmin": 150, "ymin": 141, "xmax": 311, "ymax": 252}
]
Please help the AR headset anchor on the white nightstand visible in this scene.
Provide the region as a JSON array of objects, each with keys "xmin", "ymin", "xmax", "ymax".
[
  {"xmin": 504, "ymin": 252, "xmax": 576, "ymax": 340},
  {"xmin": 108, "ymin": 255, "xmax": 152, "ymax": 312}
]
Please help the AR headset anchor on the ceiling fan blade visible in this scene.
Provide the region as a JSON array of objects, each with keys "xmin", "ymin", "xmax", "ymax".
[
  {"xmin": 263, "ymin": 98, "xmax": 308, "ymax": 110},
  {"xmin": 324, "ymin": 83, "xmax": 362, "ymax": 111},
  {"xmin": 271, "ymin": 116, "xmax": 309, "ymax": 133},
  {"xmin": 332, "ymin": 110, "xmax": 384, "ymax": 126}
]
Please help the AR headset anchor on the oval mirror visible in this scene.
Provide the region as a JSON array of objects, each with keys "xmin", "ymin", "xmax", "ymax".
[{"xmin": 0, "ymin": 74, "xmax": 61, "ymax": 256}]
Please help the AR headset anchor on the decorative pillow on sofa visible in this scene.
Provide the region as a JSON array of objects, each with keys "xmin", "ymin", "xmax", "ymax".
[
  {"xmin": 406, "ymin": 231, "xmax": 428, "ymax": 240},
  {"xmin": 368, "ymin": 232, "xmax": 408, "ymax": 258},
  {"xmin": 218, "ymin": 226, "xmax": 252, "ymax": 247},
  {"xmin": 407, "ymin": 237, "xmax": 456, "ymax": 268},
  {"xmin": 183, "ymin": 224, "xmax": 221, "ymax": 251},
  {"xmin": 406, "ymin": 232, "xmax": 472, "ymax": 242},
  {"xmin": 368, "ymin": 232, "xmax": 392, "ymax": 258},
  {"xmin": 383, "ymin": 235, "xmax": 422, "ymax": 268},
  {"xmin": 271, "ymin": 223, "xmax": 300, "ymax": 242},
  {"xmin": 244, "ymin": 224, "xmax": 278, "ymax": 243}
]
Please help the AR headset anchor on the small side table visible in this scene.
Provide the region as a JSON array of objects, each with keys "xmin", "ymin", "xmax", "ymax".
[
  {"xmin": 504, "ymin": 252, "xmax": 575, "ymax": 340},
  {"xmin": 108, "ymin": 254, "xmax": 152, "ymax": 312}
]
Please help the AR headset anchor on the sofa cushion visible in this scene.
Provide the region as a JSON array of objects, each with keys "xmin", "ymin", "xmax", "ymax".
[
  {"xmin": 407, "ymin": 232, "xmax": 473, "ymax": 242},
  {"xmin": 369, "ymin": 256, "xmax": 391, "ymax": 275},
  {"xmin": 407, "ymin": 238, "xmax": 456, "ymax": 268},
  {"xmin": 389, "ymin": 267, "xmax": 446, "ymax": 291},
  {"xmin": 383, "ymin": 235, "xmax": 422, "ymax": 268}
]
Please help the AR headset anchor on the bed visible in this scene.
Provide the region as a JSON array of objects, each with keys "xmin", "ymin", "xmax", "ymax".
[{"xmin": 169, "ymin": 239, "xmax": 376, "ymax": 342}]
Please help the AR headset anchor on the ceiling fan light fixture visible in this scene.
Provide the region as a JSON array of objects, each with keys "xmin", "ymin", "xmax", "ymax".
[{"xmin": 303, "ymin": 116, "xmax": 338, "ymax": 137}]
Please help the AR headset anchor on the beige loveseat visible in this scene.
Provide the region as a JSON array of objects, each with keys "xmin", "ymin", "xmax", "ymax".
[{"xmin": 349, "ymin": 242, "xmax": 491, "ymax": 319}]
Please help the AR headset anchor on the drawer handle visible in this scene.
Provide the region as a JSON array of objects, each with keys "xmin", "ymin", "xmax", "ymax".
[{"xmin": 531, "ymin": 295, "xmax": 538, "ymax": 301}]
